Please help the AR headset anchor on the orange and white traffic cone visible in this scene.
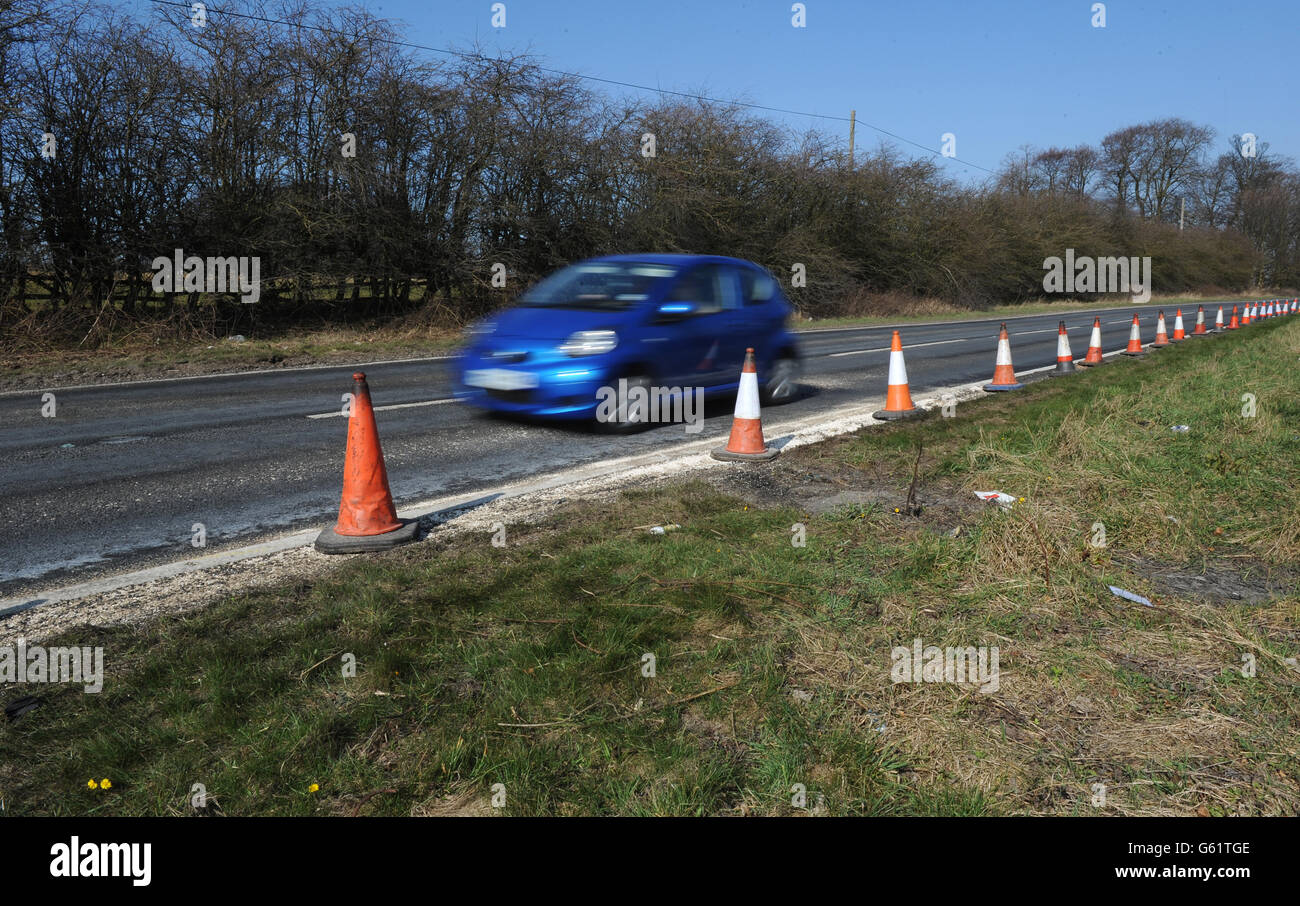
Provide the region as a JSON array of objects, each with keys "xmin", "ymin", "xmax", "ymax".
[
  {"xmin": 1243, "ymin": 304, "xmax": 1253, "ymax": 326},
  {"xmin": 872, "ymin": 330, "xmax": 920, "ymax": 420},
  {"xmin": 1172, "ymin": 309, "xmax": 1186, "ymax": 341},
  {"xmin": 1151, "ymin": 311, "xmax": 1170, "ymax": 348},
  {"xmin": 1192, "ymin": 305, "xmax": 1208, "ymax": 336},
  {"xmin": 983, "ymin": 323, "xmax": 1023, "ymax": 391},
  {"xmin": 1079, "ymin": 317, "xmax": 1106, "ymax": 366},
  {"xmin": 1212, "ymin": 305, "xmax": 1225, "ymax": 332},
  {"xmin": 1227, "ymin": 306, "xmax": 1240, "ymax": 330},
  {"xmin": 1049, "ymin": 321, "xmax": 1077, "ymax": 376},
  {"xmin": 1122, "ymin": 314, "xmax": 1147, "ymax": 355},
  {"xmin": 316, "ymin": 372, "xmax": 419, "ymax": 553},
  {"xmin": 712, "ymin": 347, "xmax": 779, "ymax": 461}
]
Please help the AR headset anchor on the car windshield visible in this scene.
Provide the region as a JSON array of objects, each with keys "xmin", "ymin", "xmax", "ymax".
[{"xmin": 520, "ymin": 262, "xmax": 679, "ymax": 310}]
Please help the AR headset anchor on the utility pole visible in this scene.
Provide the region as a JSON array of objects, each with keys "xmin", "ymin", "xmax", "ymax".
[
  {"xmin": 1179, "ymin": 197, "xmax": 1185, "ymax": 231},
  {"xmin": 848, "ymin": 109, "xmax": 855, "ymax": 168}
]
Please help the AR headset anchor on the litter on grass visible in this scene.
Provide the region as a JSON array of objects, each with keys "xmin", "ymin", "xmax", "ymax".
[
  {"xmin": 648, "ymin": 523, "xmax": 682, "ymax": 535},
  {"xmin": 1170, "ymin": 425, "xmax": 1190, "ymax": 433},
  {"xmin": 974, "ymin": 491, "xmax": 1018, "ymax": 509},
  {"xmin": 1108, "ymin": 585, "xmax": 1154, "ymax": 607}
]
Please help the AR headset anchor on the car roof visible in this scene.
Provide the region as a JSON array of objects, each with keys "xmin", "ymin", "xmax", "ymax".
[{"xmin": 584, "ymin": 253, "xmax": 759, "ymax": 269}]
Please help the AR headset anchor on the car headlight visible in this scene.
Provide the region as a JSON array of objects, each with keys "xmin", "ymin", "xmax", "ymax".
[{"xmin": 558, "ymin": 330, "xmax": 618, "ymax": 356}]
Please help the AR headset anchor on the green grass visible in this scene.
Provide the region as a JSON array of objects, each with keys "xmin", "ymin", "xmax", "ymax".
[{"xmin": 2, "ymin": 318, "xmax": 1298, "ymax": 816}]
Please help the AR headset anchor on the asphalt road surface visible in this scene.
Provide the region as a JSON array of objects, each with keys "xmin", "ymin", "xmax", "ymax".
[{"xmin": 0, "ymin": 303, "xmax": 1221, "ymax": 598}]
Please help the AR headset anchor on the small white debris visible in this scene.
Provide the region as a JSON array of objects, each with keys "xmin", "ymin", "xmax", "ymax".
[
  {"xmin": 974, "ymin": 491, "xmax": 1018, "ymax": 509},
  {"xmin": 1108, "ymin": 585, "xmax": 1154, "ymax": 607},
  {"xmin": 648, "ymin": 523, "xmax": 681, "ymax": 534},
  {"xmin": 1170, "ymin": 425, "xmax": 1190, "ymax": 433}
]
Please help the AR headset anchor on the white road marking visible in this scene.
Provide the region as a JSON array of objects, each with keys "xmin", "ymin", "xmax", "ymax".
[{"xmin": 307, "ymin": 397, "xmax": 460, "ymax": 419}]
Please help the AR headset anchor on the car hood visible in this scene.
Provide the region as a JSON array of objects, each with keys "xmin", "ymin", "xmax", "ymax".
[{"xmin": 487, "ymin": 305, "xmax": 638, "ymax": 341}]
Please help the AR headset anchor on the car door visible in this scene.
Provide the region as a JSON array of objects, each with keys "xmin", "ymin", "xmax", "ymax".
[
  {"xmin": 731, "ymin": 265, "xmax": 782, "ymax": 363},
  {"xmin": 655, "ymin": 263, "xmax": 740, "ymax": 389}
]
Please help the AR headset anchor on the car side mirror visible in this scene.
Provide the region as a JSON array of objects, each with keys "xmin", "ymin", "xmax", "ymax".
[{"xmin": 655, "ymin": 301, "xmax": 696, "ymax": 322}]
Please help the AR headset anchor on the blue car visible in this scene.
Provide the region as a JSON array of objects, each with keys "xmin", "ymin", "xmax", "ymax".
[{"xmin": 455, "ymin": 254, "xmax": 801, "ymax": 431}]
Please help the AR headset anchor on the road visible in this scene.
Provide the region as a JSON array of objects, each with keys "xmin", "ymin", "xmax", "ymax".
[{"xmin": 0, "ymin": 303, "xmax": 1224, "ymax": 598}]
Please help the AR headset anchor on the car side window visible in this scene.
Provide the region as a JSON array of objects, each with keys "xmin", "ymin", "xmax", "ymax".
[
  {"xmin": 668, "ymin": 265, "xmax": 724, "ymax": 314},
  {"xmin": 740, "ymin": 268, "xmax": 776, "ymax": 305}
]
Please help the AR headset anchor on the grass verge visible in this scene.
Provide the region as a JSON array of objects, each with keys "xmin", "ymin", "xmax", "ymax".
[
  {"xmin": 2, "ymin": 318, "xmax": 1298, "ymax": 816},
  {"xmin": 796, "ymin": 292, "xmax": 1287, "ymax": 330}
]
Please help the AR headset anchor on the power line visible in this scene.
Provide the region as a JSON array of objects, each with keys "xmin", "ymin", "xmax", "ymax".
[{"xmin": 146, "ymin": 0, "xmax": 995, "ymax": 174}]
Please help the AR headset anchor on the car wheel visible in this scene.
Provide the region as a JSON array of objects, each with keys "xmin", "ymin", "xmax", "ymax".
[
  {"xmin": 598, "ymin": 373, "xmax": 655, "ymax": 434},
  {"xmin": 760, "ymin": 354, "xmax": 800, "ymax": 405}
]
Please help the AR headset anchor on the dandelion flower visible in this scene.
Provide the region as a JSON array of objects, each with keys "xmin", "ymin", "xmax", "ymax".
[
  {"xmin": 100, "ymin": 779, "xmax": 112, "ymax": 789},
  {"xmin": 308, "ymin": 783, "xmax": 319, "ymax": 793}
]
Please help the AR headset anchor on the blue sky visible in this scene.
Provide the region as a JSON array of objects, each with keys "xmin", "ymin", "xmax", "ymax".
[{"xmin": 135, "ymin": 0, "xmax": 1299, "ymax": 181}]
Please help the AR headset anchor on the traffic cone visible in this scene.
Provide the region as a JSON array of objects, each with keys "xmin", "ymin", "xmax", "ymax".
[
  {"xmin": 1192, "ymin": 305, "xmax": 1208, "ymax": 336},
  {"xmin": 1049, "ymin": 321, "xmax": 1077, "ymax": 376},
  {"xmin": 872, "ymin": 331, "xmax": 920, "ymax": 419},
  {"xmin": 316, "ymin": 373, "xmax": 419, "ymax": 553},
  {"xmin": 983, "ymin": 323, "xmax": 1023, "ymax": 391},
  {"xmin": 1227, "ymin": 306, "xmax": 1240, "ymax": 330},
  {"xmin": 1212, "ymin": 305, "xmax": 1225, "ymax": 332},
  {"xmin": 1122, "ymin": 314, "xmax": 1147, "ymax": 355},
  {"xmin": 1242, "ymin": 305, "xmax": 1252, "ymax": 326},
  {"xmin": 1172, "ymin": 309, "xmax": 1186, "ymax": 341},
  {"xmin": 1079, "ymin": 317, "xmax": 1106, "ymax": 366},
  {"xmin": 712, "ymin": 347, "xmax": 779, "ymax": 461},
  {"xmin": 1151, "ymin": 311, "xmax": 1170, "ymax": 348}
]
